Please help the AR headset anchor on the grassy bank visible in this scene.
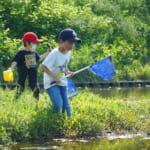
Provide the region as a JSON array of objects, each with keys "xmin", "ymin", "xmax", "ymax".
[{"xmin": 0, "ymin": 87, "xmax": 150, "ymax": 144}]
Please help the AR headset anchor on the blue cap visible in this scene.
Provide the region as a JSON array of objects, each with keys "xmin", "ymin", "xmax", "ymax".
[{"xmin": 59, "ymin": 28, "xmax": 81, "ymax": 43}]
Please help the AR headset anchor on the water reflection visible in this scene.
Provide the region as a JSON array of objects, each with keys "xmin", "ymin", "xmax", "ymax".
[
  {"xmin": 2, "ymin": 135, "xmax": 150, "ymax": 150},
  {"xmin": 79, "ymin": 87, "xmax": 150, "ymax": 100}
]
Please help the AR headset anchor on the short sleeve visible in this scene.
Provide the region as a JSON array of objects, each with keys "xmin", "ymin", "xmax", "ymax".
[
  {"xmin": 35, "ymin": 52, "xmax": 40, "ymax": 61},
  {"xmin": 12, "ymin": 51, "xmax": 22, "ymax": 63},
  {"xmin": 42, "ymin": 50, "xmax": 57, "ymax": 68}
]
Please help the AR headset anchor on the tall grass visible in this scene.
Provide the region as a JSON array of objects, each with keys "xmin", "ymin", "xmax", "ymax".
[{"xmin": 0, "ymin": 87, "xmax": 150, "ymax": 144}]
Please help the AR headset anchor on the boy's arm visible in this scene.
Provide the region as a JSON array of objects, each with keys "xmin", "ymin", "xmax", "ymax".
[
  {"xmin": 39, "ymin": 48, "xmax": 52, "ymax": 61},
  {"xmin": 40, "ymin": 64, "xmax": 60, "ymax": 83},
  {"xmin": 9, "ymin": 61, "xmax": 17, "ymax": 70}
]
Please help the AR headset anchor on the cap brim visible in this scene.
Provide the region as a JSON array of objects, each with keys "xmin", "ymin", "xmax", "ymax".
[
  {"xmin": 69, "ymin": 37, "xmax": 81, "ymax": 43},
  {"xmin": 34, "ymin": 39, "xmax": 43, "ymax": 43},
  {"xmin": 75, "ymin": 38, "xmax": 81, "ymax": 43}
]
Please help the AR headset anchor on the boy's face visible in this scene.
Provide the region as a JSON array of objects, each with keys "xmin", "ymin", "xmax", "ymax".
[
  {"xmin": 25, "ymin": 42, "xmax": 37, "ymax": 51},
  {"xmin": 61, "ymin": 40, "xmax": 75, "ymax": 51}
]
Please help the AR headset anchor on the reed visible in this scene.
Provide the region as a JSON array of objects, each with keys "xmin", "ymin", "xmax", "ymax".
[{"xmin": 0, "ymin": 87, "xmax": 150, "ymax": 144}]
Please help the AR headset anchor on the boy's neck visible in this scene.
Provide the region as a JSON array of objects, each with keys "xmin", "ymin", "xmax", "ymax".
[
  {"xmin": 24, "ymin": 47, "xmax": 31, "ymax": 51},
  {"xmin": 59, "ymin": 47, "xmax": 68, "ymax": 54}
]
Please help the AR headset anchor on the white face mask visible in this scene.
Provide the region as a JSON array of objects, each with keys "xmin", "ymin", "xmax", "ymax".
[{"xmin": 31, "ymin": 43, "xmax": 37, "ymax": 51}]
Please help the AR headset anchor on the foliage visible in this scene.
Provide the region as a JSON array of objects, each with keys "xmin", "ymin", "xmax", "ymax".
[
  {"xmin": 0, "ymin": 88, "xmax": 150, "ymax": 143},
  {"xmin": 0, "ymin": 0, "xmax": 150, "ymax": 82}
]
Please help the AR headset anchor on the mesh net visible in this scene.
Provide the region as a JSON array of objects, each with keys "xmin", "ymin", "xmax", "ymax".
[
  {"xmin": 67, "ymin": 78, "xmax": 78, "ymax": 99},
  {"xmin": 88, "ymin": 56, "xmax": 116, "ymax": 80}
]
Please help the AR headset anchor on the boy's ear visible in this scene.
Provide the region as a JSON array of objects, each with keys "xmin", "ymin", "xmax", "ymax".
[
  {"xmin": 60, "ymin": 39, "xmax": 64, "ymax": 44},
  {"xmin": 24, "ymin": 42, "xmax": 27, "ymax": 47}
]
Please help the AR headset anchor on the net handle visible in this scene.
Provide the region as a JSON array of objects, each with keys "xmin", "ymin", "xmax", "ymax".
[
  {"xmin": 66, "ymin": 65, "xmax": 90, "ymax": 77},
  {"xmin": 51, "ymin": 65, "xmax": 90, "ymax": 86}
]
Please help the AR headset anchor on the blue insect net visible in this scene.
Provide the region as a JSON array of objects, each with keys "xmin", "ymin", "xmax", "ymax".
[
  {"xmin": 67, "ymin": 78, "xmax": 78, "ymax": 99},
  {"xmin": 88, "ymin": 56, "xmax": 116, "ymax": 80}
]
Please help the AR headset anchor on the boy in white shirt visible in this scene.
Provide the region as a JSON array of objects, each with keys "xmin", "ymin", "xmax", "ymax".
[{"xmin": 41, "ymin": 28, "xmax": 81, "ymax": 118}]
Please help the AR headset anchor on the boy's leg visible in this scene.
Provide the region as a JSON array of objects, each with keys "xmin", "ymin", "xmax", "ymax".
[
  {"xmin": 61, "ymin": 86, "xmax": 71, "ymax": 117},
  {"xmin": 15, "ymin": 71, "xmax": 27, "ymax": 99},
  {"xmin": 47, "ymin": 85, "xmax": 63, "ymax": 112},
  {"xmin": 28, "ymin": 68, "xmax": 39, "ymax": 100},
  {"xmin": 15, "ymin": 84, "xmax": 25, "ymax": 98},
  {"xmin": 30, "ymin": 84, "xmax": 40, "ymax": 100},
  {"xmin": 33, "ymin": 86, "xmax": 40, "ymax": 100}
]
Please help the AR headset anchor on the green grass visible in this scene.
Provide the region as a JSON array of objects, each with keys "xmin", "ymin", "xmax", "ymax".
[{"xmin": 0, "ymin": 87, "xmax": 150, "ymax": 144}]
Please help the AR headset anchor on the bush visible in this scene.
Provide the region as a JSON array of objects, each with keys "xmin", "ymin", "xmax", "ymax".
[{"xmin": 0, "ymin": 0, "xmax": 150, "ymax": 82}]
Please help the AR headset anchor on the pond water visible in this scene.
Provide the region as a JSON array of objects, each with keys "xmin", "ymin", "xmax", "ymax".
[
  {"xmin": 83, "ymin": 86, "xmax": 150, "ymax": 100},
  {"xmin": 1, "ymin": 87, "xmax": 150, "ymax": 150},
  {"xmin": 1, "ymin": 134, "xmax": 150, "ymax": 150}
]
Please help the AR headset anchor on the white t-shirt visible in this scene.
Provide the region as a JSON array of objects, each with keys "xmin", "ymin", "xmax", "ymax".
[{"xmin": 42, "ymin": 48, "xmax": 71, "ymax": 89}]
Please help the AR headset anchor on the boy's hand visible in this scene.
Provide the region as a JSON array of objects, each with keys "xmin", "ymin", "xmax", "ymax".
[
  {"xmin": 66, "ymin": 71, "xmax": 74, "ymax": 78},
  {"xmin": 54, "ymin": 77, "xmax": 61, "ymax": 84},
  {"xmin": 8, "ymin": 67, "xmax": 12, "ymax": 70},
  {"xmin": 50, "ymin": 77, "xmax": 60, "ymax": 85},
  {"xmin": 47, "ymin": 44, "xmax": 52, "ymax": 53},
  {"xmin": 47, "ymin": 47, "xmax": 52, "ymax": 53}
]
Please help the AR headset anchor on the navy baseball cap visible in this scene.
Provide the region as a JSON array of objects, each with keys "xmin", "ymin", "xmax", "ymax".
[{"xmin": 59, "ymin": 28, "xmax": 81, "ymax": 43}]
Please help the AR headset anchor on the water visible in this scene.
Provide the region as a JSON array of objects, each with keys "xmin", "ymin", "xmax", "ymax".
[
  {"xmin": 1, "ymin": 87, "xmax": 150, "ymax": 150},
  {"xmin": 1, "ymin": 134, "xmax": 150, "ymax": 150},
  {"xmin": 83, "ymin": 86, "xmax": 150, "ymax": 100}
]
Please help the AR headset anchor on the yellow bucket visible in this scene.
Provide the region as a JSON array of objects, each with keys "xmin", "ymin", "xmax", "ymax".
[{"xmin": 3, "ymin": 69, "xmax": 14, "ymax": 82}]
